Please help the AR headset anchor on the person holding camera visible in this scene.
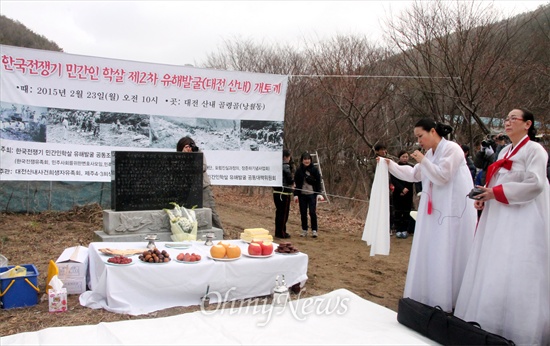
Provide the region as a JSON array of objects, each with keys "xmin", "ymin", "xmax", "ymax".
[
  {"xmin": 455, "ymin": 108, "xmax": 549, "ymax": 345},
  {"xmin": 493, "ymin": 133, "xmax": 509, "ymax": 157},
  {"xmin": 474, "ymin": 134, "xmax": 510, "ymax": 186},
  {"xmin": 383, "ymin": 118, "xmax": 476, "ymax": 312},
  {"xmin": 461, "ymin": 145, "xmax": 476, "ymax": 182},
  {"xmin": 294, "ymin": 152, "xmax": 324, "ymax": 238},
  {"xmin": 177, "ymin": 136, "xmax": 224, "ymax": 233},
  {"xmin": 474, "ymin": 136, "xmax": 497, "ymax": 186}
]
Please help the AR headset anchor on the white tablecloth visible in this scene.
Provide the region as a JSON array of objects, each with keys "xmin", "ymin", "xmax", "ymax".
[
  {"xmin": 79, "ymin": 240, "xmax": 308, "ymax": 315},
  {"xmin": 3, "ymin": 289, "xmax": 435, "ymax": 345}
]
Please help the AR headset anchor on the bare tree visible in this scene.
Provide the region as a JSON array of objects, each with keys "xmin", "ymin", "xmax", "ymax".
[{"xmin": 385, "ymin": 0, "xmax": 543, "ymax": 147}]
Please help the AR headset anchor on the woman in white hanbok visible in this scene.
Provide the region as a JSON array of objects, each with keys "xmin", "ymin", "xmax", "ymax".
[
  {"xmin": 455, "ymin": 109, "xmax": 550, "ymax": 345},
  {"xmin": 386, "ymin": 118, "xmax": 477, "ymax": 312}
]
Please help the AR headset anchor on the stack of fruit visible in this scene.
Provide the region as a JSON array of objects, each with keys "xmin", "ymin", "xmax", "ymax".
[
  {"xmin": 210, "ymin": 241, "xmax": 241, "ymax": 259},
  {"xmin": 139, "ymin": 248, "xmax": 171, "ymax": 263},
  {"xmin": 176, "ymin": 252, "xmax": 201, "ymax": 262},
  {"xmin": 247, "ymin": 240, "xmax": 274, "ymax": 256}
]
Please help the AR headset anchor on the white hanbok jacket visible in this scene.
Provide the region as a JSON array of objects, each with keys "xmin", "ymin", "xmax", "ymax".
[
  {"xmin": 455, "ymin": 137, "xmax": 550, "ymax": 345},
  {"xmin": 388, "ymin": 138, "xmax": 476, "ymax": 312}
]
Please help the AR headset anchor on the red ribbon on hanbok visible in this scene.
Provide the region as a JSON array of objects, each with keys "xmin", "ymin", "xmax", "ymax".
[
  {"xmin": 427, "ymin": 182, "xmax": 433, "ymax": 215},
  {"xmin": 485, "ymin": 136, "xmax": 529, "ymax": 186}
]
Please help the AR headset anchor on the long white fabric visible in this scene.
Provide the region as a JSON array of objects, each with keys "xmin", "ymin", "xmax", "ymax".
[
  {"xmin": 362, "ymin": 159, "xmax": 390, "ymax": 256},
  {"xmin": 80, "ymin": 241, "xmax": 308, "ymax": 315},
  {"xmin": 2, "ymin": 289, "xmax": 434, "ymax": 345},
  {"xmin": 388, "ymin": 138, "xmax": 477, "ymax": 312},
  {"xmin": 455, "ymin": 139, "xmax": 550, "ymax": 345}
]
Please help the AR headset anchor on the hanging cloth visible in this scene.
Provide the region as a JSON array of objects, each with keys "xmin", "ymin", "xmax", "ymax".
[{"xmin": 362, "ymin": 159, "xmax": 390, "ymax": 256}]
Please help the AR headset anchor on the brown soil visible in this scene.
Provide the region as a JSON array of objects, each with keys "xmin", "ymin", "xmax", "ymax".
[{"xmin": 0, "ymin": 186, "xmax": 412, "ymax": 337}]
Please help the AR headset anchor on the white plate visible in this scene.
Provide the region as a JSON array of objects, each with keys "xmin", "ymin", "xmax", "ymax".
[
  {"xmin": 207, "ymin": 255, "xmax": 241, "ymax": 262},
  {"xmin": 174, "ymin": 259, "xmax": 201, "ymax": 264},
  {"xmin": 275, "ymin": 251, "xmax": 300, "ymax": 255},
  {"xmin": 165, "ymin": 242, "xmax": 192, "ymax": 249},
  {"xmin": 101, "ymin": 253, "xmax": 139, "ymax": 258},
  {"xmin": 105, "ymin": 261, "xmax": 134, "ymax": 266},
  {"xmin": 243, "ymin": 253, "xmax": 274, "ymax": 259},
  {"xmin": 139, "ymin": 259, "xmax": 171, "ymax": 264}
]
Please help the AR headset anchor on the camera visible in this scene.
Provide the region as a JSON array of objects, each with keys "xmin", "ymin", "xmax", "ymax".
[
  {"xmin": 481, "ymin": 139, "xmax": 495, "ymax": 148},
  {"xmin": 495, "ymin": 134, "xmax": 509, "ymax": 141},
  {"xmin": 468, "ymin": 187, "xmax": 484, "ymax": 200},
  {"xmin": 190, "ymin": 142, "xmax": 199, "ymax": 152}
]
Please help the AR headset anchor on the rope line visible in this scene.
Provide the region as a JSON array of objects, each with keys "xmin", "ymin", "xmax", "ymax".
[{"xmin": 291, "ymin": 187, "xmax": 370, "ymax": 203}]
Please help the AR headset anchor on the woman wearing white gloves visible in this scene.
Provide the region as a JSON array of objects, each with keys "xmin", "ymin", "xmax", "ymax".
[{"xmin": 293, "ymin": 152, "xmax": 324, "ymax": 238}]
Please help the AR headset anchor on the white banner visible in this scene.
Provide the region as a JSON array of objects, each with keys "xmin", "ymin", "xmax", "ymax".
[{"xmin": 0, "ymin": 45, "xmax": 288, "ymax": 185}]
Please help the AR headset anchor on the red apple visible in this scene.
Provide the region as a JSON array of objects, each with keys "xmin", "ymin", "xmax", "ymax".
[
  {"xmin": 248, "ymin": 242, "xmax": 262, "ymax": 256},
  {"xmin": 260, "ymin": 242, "xmax": 273, "ymax": 256}
]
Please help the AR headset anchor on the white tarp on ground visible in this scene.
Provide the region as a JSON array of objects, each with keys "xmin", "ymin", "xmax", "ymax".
[{"xmin": 1, "ymin": 289, "xmax": 434, "ymax": 345}]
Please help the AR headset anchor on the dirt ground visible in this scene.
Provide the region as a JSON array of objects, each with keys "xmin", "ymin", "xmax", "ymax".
[{"xmin": 0, "ymin": 186, "xmax": 412, "ymax": 337}]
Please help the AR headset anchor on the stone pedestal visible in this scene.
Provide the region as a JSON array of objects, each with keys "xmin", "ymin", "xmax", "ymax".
[{"xmin": 93, "ymin": 208, "xmax": 223, "ymax": 242}]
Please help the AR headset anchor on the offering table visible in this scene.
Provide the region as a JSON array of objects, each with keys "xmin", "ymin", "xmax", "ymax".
[{"xmin": 79, "ymin": 240, "xmax": 308, "ymax": 315}]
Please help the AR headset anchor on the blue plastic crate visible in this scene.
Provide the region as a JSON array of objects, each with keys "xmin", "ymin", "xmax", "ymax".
[{"xmin": 0, "ymin": 264, "xmax": 40, "ymax": 309}]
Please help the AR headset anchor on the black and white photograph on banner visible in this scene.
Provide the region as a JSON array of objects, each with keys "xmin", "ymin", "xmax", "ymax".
[
  {"xmin": 46, "ymin": 108, "xmax": 151, "ymax": 147},
  {"xmin": 1, "ymin": 45, "xmax": 286, "ymax": 183},
  {"xmin": 0, "ymin": 102, "xmax": 47, "ymax": 142},
  {"xmin": 240, "ymin": 120, "xmax": 283, "ymax": 152},
  {"xmin": 149, "ymin": 115, "xmax": 240, "ymax": 150}
]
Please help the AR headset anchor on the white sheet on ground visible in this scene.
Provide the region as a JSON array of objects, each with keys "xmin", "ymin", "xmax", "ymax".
[
  {"xmin": 362, "ymin": 159, "xmax": 390, "ymax": 255},
  {"xmin": 2, "ymin": 289, "xmax": 434, "ymax": 345}
]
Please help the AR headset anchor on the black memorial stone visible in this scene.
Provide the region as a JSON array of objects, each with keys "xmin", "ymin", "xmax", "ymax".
[{"xmin": 111, "ymin": 151, "xmax": 203, "ymax": 211}]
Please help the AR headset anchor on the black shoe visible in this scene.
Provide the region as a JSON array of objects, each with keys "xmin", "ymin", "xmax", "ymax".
[
  {"xmin": 275, "ymin": 234, "xmax": 284, "ymax": 239},
  {"xmin": 282, "ymin": 234, "xmax": 291, "ymax": 239}
]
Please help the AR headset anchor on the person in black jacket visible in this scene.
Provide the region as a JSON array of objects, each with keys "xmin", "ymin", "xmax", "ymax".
[
  {"xmin": 461, "ymin": 144, "xmax": 476, "ymax": 182},
  {"xmin": 293, "ymin": 152, "xmax": 324, "ymax": 238},
  {"xmin": 273, "ymin": 149, "xmax": 294, "ymax": 239},
  {"xmin": 390, "ymin": 150, "xmax": 415, "ymax": 239}
]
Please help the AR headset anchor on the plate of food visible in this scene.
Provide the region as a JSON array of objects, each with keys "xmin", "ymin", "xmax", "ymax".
[
  {"xmin": 106, "ymin": 261, "xmax": 135, "ymax": 266},
  {"xmin": 98, "ymin": 248, "xmax": 145, "ymax": 257},
  {"xmin": 164, "ymin": 242, "xmax": 192, "ymax": 249},
  {"xmin": 207, "ymin": 255, "xmax": 241, "ymax": 262},
  {"xmin": 175, "ymin": 253, "xmax": 202, "ymax": 263},
  {"xmin": 243, "ymin": 253, "xmax": 274, "ymax": 259},
  {"xmin": 139, "ymin": 259, "xmax": 171, "ymax": 264},
  {"xmin": 174, "ymin": 259, "xmax": 201, "ymax": 264},
  {"xmin": 106, "ymin": 256, "xmax": 134, "ymax": 265},
  {"xmin": 275, "ymin": 251, "xmax": 300, "ymax": 255},
  {"xmin": 275, "ymin": 242, "xmax": 300, "ymax": 255}
]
